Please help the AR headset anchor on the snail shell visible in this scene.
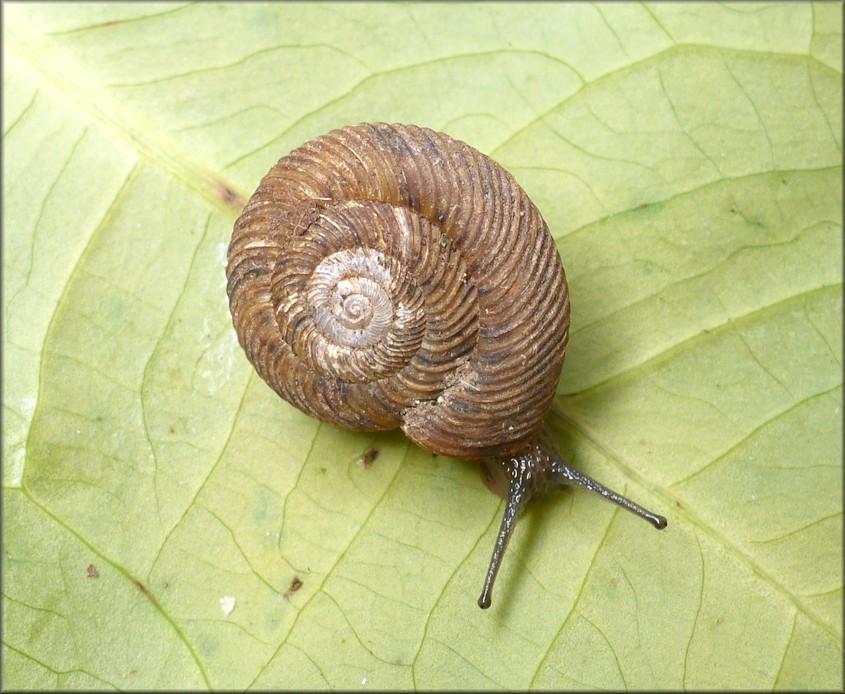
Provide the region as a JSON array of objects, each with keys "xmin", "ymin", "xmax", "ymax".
[
  {"xmin": 227, "ymin": 122, "xmax": 569, "ymax": 459},
  {"xmin": 227, "ymin": 123, "xmax": 665, "ymax": 609}
]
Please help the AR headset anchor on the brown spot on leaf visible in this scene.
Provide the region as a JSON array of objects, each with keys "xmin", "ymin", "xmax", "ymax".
[
  {"xmin": 131, "ymin": 577, "xmax": 158, "ymax": 606},
  {"xmin": 213, "ymin": 181, "xmax": 247, "ymax": 211},
  {"xmin": 283, "ymin": 576, "xmax": 304, "ymax": 600},
  {"xmin": 87, "ymin": 564, "xmax": 99, "ymax": 578},
  {"xmin": 92, "ymin": 19, "xmax": 127, "ymax": 30},
  {"xmin": 362, "ymin": 448, "xmax": 379, "ymax": 467}
]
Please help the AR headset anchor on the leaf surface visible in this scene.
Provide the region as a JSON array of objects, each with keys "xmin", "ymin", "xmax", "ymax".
[{"xmin": 3, "ymin": 2, "xmax": 841, "ymax": 689}]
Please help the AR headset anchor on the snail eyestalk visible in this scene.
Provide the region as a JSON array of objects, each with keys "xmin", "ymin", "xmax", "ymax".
[
  {"xmin": 549, "ymin": 458, "xmax": 668, "ymax": 530},
  {"xmin": 477, "ymin": 457, "xmax": 536, "ymax": 609},
  {"xmin": 478, "ymin": 432, "xmax": 666, "ymax": 610}
]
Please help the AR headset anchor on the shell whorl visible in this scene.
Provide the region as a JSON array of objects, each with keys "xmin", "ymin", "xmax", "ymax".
[{"xmin": 226, "ymin": 123, "xmax": 570, "ymax": 459}]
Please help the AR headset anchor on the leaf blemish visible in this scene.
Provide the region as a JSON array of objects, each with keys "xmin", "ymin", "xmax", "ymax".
[
  {"xmin": 220, "ymin": 595, "xmax": 236, "ymax": 615},
  {"xmin": 131, "ymin": 577, "xmax": 157, "ymax": 605},
  {"xmin": 92, "ymin": 19, "xmax": 127, "ymax": 30},
  {"xmin": 213, "ymin": 181, "xmax": 247, "ymax": 211},
  {"xmin": 362, "ymin": 447, "xmax": 379, "ymax": 467},
  {"xmin": 284, "ymin": 576, "xmax": 304, "ymax": 600}
]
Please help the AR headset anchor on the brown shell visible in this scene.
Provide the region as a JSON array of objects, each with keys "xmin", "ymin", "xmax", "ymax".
[{"xmin": 226, "ymin": 123, "xmax": 570, "ymax": 459}]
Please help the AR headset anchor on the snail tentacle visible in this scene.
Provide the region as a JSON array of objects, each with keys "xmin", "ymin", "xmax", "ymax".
[
  {"xmin": 549, "ymin": 457, "xmax": 668, "ymax": 530},
  {"xmin": 478, "ymin": 431, "xmax": 666, "ymax": 609}
]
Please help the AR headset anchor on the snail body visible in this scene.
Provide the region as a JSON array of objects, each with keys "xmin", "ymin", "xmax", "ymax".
[{"xmin": 227, "ymin": 123, "xmax": 666, "ymax": 609}]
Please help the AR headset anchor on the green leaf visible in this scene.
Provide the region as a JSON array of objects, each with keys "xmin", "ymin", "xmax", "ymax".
[{"xmin": 3, "ymin": 2, "xmax": 841, "ymax": 689}]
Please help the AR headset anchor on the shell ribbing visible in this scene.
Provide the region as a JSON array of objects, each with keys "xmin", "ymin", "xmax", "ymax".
[{"xmin": 226, "ymin": 123, "xmax": 570, "ymax": 458}]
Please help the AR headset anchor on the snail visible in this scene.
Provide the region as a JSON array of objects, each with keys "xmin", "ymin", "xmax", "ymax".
[{"xmin": 226, "ymin": 123, "xmax": 667, "ymax": 609}]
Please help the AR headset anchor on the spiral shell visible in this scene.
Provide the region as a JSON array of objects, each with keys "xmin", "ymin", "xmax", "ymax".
[{"xmin": 226, "ymin": 123, "xmax": 570, "ymax": 459}]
